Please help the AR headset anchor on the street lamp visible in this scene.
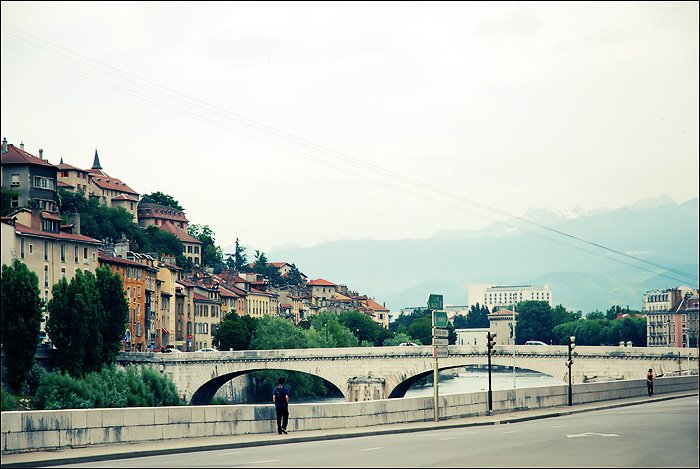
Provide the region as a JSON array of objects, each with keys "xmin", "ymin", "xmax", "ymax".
[
  {"xmin": 566, "ymin": 336, "xmax": 576, "ymax": 406},
  {"xmin": 486, "ymin": 331, "xmax": 497, "ymax": 414}
]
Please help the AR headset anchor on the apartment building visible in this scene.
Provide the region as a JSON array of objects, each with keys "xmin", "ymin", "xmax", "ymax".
[
  {"xmin": 156, "ymin": 258, "xmax": 181, "ymax": 349},
  {"xmin": 1, "ymin": 208, "xmax": 101, "ymax": 342},
  {"xmin": 137, "ymin": 202, "xmax": 202, "ymax": 266},
  {"xmin": 1, "ymin": 140, "xmax": 59, "ymax": 212},
  {"xmin": 646, "ymin": 287, "xmax": 699, "ymax": 348},
  {"xmin": 468, "ymin": 283, "xmax": 553, "ymax": 311}
]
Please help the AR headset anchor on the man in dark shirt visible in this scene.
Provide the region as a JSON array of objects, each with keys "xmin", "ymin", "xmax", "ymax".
[
  {"xmin": 272, "ymin": 377, "xmax": 290, "ymax": 434},
  {"xmin": 647, "ymin": 369, "xmax": 654, "ymax": 396}
]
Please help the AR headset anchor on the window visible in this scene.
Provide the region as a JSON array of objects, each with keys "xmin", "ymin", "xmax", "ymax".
[
  {"xmin": 20, "ymin": 238, "xmax": 25, "ymax": 258},
  {"xmin": 29, "ymin": 244, "xmax": 33, "ymax": 254},
  {"xmin": 83, "ymin": 247, "xmax": 88, "ymax": 261},
  {"xmin": 44, "ymin": 265, "xmax": 49, "ymax": 287},
  {"xmin": 194, "ymin": 246, "xmax": 200, "ymax": 254},
  {"xmin": 11, "ymin": 174, "xmax": 19, "ymax": 186},
  {"xmin": 74, "ymin": 246, "xmax": 79, "ymax": 263},
  {"xmin": 61, "ymin": 267, "xmax": 66, "ymax": 278},
  {"xmin": 44, "ymin": 241, "xmax": 49, "ymax": 261},
  {"xmin": 11, "ymin": 196, "xmax": 18, "ymax": 208},
  {"xmin": 187, "ymin": 246, "xmax": 192, "ymax": 253}
]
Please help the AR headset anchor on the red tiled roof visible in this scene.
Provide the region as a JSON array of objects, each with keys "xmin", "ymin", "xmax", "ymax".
[
  {"xmin": 57, "ymin": 180, "xmax": 74, "ymax": 188},
  {"xmin": 112, "ymin": 193, "xmax": 139, "ymax": 202},
  {"xmin": 89, "ymin": 172, "xmax": 139, "ymax": 195},
  {"xmin": 98, "ymin": 251, "xmax": 149, "ymax": 268},
  {"xmin": 42, "ymin": 211, "xmax": 62, "ymax": 221},
  {"xmin": 308, "ymin": 278, "xmax": 336, "ymax": 286},
  {"xmin": 57, "ymin": 162, "xmax": 87, "ymax": 172},
  {"xmin": 363, "ymin": 298, "xmax": 389, "ymax": 312},
  {"xmin": 14, "ymin": 222, "xmax": 101, "ymax": 244},
  {"xmin": 1, "ymin": 144, "xmax": 57, "ymax": 168},
  {"xmin": 270, "ymin": 262, "xmax": 289, "ymax": 268},
  {"xmin": 158, "ymin": 222, "xmax": 202, "ymax": 244},
  {"xmin": 193, "ymin": 293, "xmax": 209, "ymax": 301}
]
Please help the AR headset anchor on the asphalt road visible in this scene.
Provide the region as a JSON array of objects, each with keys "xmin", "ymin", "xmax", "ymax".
[{"xmin": 56, "ymin": 396, "xmax": 699, "ymax": 468}]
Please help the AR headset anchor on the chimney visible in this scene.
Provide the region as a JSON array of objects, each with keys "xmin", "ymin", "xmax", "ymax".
[
  {"xmin": 1, "ymin": 138, "xmax": 7, "ymax": 154},
  {"xmin": 39, "ymin": 149, "xmax": 43, "ymax": 159},
  {"xmin": 20, "ymin": 142, "xmax": 24, "ymax": 150},
  {"xmin": 66, "ymin": 213, "xmax": 81, "ymax": 235}
]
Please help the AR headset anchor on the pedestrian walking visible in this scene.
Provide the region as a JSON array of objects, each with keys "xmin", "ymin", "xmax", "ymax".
[
  {"xmin": 646, "ymin": 368, "xmax": 654, "ymax": 396},
  {"xmin": 273, "ymin": 377, "xmax": 290, "ymax": 434}
]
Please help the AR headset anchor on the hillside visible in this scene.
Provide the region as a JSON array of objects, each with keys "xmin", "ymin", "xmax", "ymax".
[{"xmin": 269, "ymin": 196, "xmax": 698, "ymax": 314}]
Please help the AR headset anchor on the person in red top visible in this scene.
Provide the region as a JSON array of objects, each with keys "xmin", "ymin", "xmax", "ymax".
[{"xmin": 646, "ymin": 369, "xmax": 654, "ymax": 396}]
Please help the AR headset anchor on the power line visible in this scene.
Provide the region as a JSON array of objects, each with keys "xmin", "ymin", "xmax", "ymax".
[{"xmin": 2, "ymin": 25, "xmax": 697, "ymax": 285}]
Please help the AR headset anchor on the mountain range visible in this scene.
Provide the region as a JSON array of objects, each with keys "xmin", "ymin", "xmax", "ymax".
[{"xmin": 265, "ymin": 195, "xmax": 698, "ymax": 315}]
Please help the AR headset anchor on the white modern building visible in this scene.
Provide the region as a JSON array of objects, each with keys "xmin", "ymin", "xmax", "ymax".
[{"xmin": 468, "ymin": 283, "xmax": 553, "ymax": 311}]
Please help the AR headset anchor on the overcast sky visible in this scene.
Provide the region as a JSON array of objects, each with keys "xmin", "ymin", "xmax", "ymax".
[{"xmin": 2, "ymin": 2, "xmax": 698, "ymax": 253}]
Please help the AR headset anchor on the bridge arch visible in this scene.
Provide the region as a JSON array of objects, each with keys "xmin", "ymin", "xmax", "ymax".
[{"xmin": 190, "ymin": 368, "xmax": 344, "ymax": 405}]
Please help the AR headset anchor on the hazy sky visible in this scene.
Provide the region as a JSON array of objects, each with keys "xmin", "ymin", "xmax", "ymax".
[{"xmin": 2, "ymin": 2, "xmax": 698, "ymax": 253}]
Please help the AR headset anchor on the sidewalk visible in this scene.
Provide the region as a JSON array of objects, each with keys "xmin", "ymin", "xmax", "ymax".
[{"xmin": 2, "ymin": 391, "xmax": 696, "ymax": 468}]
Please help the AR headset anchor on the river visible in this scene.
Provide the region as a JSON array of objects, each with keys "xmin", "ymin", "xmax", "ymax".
[{"xmin": 294, "ymin": 367, "xmax": 564, "ymax": 404}]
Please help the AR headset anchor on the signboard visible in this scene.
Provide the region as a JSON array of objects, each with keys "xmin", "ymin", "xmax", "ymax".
[
  {"xmin": 432, "ymin": 311, "xmax": 448, "ymax": 329},
  {"xmin": 427, "ymin": 294, "xmax": 443, "ymax": 311},
  {"xmin": 433, "ymin": 328, "xmax": 449, "ymax": 338},
  {"xmin": 432, "ymin": 338, "xmax": 449, "ymax": 346},
  {"xmin": 433, "ymin": 346, "xmax": 449, "ymax": 358}
]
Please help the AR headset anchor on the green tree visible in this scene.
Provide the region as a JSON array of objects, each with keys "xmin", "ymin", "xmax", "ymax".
[
  {"xmin": 283, "ymin": 263, "xmax": 304, "ymax": 286},
  {"xmin": 551, "ymin": 304, "xmax": 581, "ymax": 327},
  {"xmin": 1, "ymin": 259, "xmax": 44, "ymax": 393},
  {"xmin": 308, "ymin": 312, "xmax": 359, "ymax": 347},
  {"xmin": 464, "ymin": 303, "xmax": 490, "ymax": 328},
  {"xmin": 46, "ymin": 270, "xmax": 102, "ymax": 376},
  {"xmin": 140, "ymin": 191, "xmax": 184, "ymax": 210},
  {"xmin": 188, "ymin": 224, "xmax": 223, "ymax": 270},
  {"xmin": 408, "ymin": 316, "xmax": 433, "ymax": 346},
  {"xmin": 587, "ymin": 310, "xmax": 605, "ymax": 320},
  {"xmin": 213, "ymin": 312, "xmax": 257, "ymax": 350},
  {"xmin": 233, "ymin": 238, "xmax": 248, "ymax": 271},
  {"xmin": 95, "ymin": 267, "xmax": 129, "ymax": 366},
  {"xmin": 250, "ymin": 316, "xmax": 308, "ymax": 350},
  {"xmin": 338, "ymin": 310, "xmax": 390, "ymax": 346},
  {"xmin": 514, "ymin": 301, "xmax": 553, "ymax": 345},
  {"xmin": 383, "ymin": 332, "xmax": 418, "ymax": 346}
]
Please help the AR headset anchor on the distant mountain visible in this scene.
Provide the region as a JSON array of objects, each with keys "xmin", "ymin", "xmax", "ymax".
[{"xmin": 269, "ymin": 196, "xmax": 698, "ymax": 314}]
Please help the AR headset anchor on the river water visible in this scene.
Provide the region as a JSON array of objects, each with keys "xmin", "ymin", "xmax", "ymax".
[{"xmin": 294, "ymin": 367, "xmax": 564, "ymax": 404}]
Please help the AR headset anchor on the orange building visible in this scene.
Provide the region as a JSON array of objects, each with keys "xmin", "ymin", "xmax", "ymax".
[{"xmin": 98, "ymin": 251, "xmax": 152, "ymax": 351}]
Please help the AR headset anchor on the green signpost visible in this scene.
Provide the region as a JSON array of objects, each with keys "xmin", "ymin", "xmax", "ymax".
[{"xmin": 428, "ymin": 293, "xmax": 448, "ymax": 422}]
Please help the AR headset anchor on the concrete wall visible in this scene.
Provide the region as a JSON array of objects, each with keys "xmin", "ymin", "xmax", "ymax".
[{"xmin": 2, "ymin": 376, "xmax": 697, "ymax": 454}]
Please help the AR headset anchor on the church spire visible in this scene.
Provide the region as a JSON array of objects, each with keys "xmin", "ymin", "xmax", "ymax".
[{"xmin": 92, "ymin": 149, "xmax": 102, "ymax": 170}]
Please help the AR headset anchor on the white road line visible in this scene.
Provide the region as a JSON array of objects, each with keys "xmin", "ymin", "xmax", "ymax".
[
  {"xmin": 359, "ymin": 447, "xmax": 383, "ymax": 452},
  {"xmin": 552, "ymin": 425, "xmax": 565, "ymax": 428},
  {"xmin": 567, "ymin": 432, "xmax": 619, "ymax": 438},
  {"xmin": 502, "ymin": 431, "xmax": 517, "ymax": 434},
  {"xmin": 247, "ymin": 460, "xmax": 281, "ymax": 464},
  {"xmin": 440, "ymin": 437, "xmax": 457, "ymax": 440}
]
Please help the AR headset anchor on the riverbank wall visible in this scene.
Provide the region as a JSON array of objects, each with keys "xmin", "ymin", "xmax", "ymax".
[{"xmin": 2, "ymin": 375, "xmax": 697, "ymax": 454}]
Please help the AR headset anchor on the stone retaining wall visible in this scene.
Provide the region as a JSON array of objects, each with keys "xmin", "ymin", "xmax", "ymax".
[{"xmin": 2, "ymin": 376, "xmax": 697, "ymax": 454}]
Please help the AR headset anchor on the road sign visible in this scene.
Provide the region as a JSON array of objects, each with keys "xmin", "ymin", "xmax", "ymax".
[
  {"xmin": 432, "ymin": 328, "xmax": 449, "ymax": 338},
  {"xmin": 432, "ymin": 338, "xmax": 449, "ymax": 346},
  {"xmin": 427, "ymin": 294, "xmax": 443, "ymax": 311},
  {"xmin": 432, "ymin": 310, "xmax": 448, "ymax": 329},
  {"xmin": 433, "ymin": 346, "xmax": 449, "ymax": 358}
]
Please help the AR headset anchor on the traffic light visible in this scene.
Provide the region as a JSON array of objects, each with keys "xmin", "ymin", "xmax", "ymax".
[
  {"xmin": 568, "ymin": 336, "xmax": 576, "ymax": 351},
  {"xmin": 487, "ymin": 332, "xmax": 497, "ymax": 354}
]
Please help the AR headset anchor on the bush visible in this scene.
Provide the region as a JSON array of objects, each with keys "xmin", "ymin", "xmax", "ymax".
[
  {"xmin": 23, "ymin": 363, "xmax": 46, "ymax": 396},
  {"xmin": 1, "ymin": 386, "xmax": 20, "ymax": 411},
  {"xmin": 34, "ymin": 365, "xmax": 181, "ymax": 410},
  {"xmin": 35, "ymin": 372, "xmax": 94, "ymax": 410}
]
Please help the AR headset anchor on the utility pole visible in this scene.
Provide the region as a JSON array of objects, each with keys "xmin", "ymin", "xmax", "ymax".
[
  {"xmin": 512, "ymin": 302, "xmax": 517, "ymax": 389},
  {"xmin": 487, "ymin": 331, "xmax": 497, "ymax": 414}
]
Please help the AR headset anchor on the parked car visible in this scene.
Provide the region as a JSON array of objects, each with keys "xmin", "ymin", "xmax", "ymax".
[
  {"xmin": 161, "ymin": 347, "xmax": 182, "ymax": 353},
  {"xmin": 399, "ymin": 342, "xmax": 418, "ymax": 347},
  {"xmin": 524, "ymin": 340, "xmax": 548, "ymax": 346},
  {"xmin": 196, "ymin": 347, "xmax": 218, "ymax": 352}
]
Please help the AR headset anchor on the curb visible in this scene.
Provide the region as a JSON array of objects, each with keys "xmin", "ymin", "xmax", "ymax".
[{"xmin": 2, "ymin": 393, "xmax": 697, "ymax": 468}]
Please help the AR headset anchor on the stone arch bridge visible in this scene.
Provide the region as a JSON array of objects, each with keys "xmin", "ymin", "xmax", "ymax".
[{"xmin": 117, "ymin": 345, "xmax": 697, "ymax": 405}]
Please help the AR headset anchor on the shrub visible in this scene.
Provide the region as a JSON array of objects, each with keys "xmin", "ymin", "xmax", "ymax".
[
  {"xmin": 23, "ymin": 363, "xmax": 46, "ymax": 396},
  {"xmin": 35, "ymin": 372, "xmax": 94, "ymax": 410},
  {"xmin": 1, "ymin": 386, "xmax": 20, "ymax": 411},
  {"xmin": 141, "ymin": 366, "xmax": 180, "ymax": 406}
]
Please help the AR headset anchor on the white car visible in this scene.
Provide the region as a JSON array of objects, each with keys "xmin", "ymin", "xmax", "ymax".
[
  {"xmin": 399, "ymin": 342, "xmax": 418, "ymax": 347},
  {"xmin": 196, "ymin": 347, "xmax": 218, "ymax": 352},
  {"xmin": 524, "ymin": 340, "xmax": 548, "ymax": 346}
]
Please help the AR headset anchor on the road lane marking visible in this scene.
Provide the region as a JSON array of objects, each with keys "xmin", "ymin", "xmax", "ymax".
[
  {"xmin": 567, "ymin": 432, "xmax": 619, "ymax": 438},
  {"xmin": 247, "ymin": 460, "xmax": 281, "ymax": 464},
  {"xmin": 502, "ymin": 431, "xmax": 517, "ymax": 434},
  {"xmin": 552, "ymin": 425, "xmax": 565, "ymax": 428},
  {"xmin": 440, "ymin": 437, "xmax": 457, "ymax": 440},
  {"xmin": 359, "ymin": 447, "xmax": 383, "ymax": 452}
]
